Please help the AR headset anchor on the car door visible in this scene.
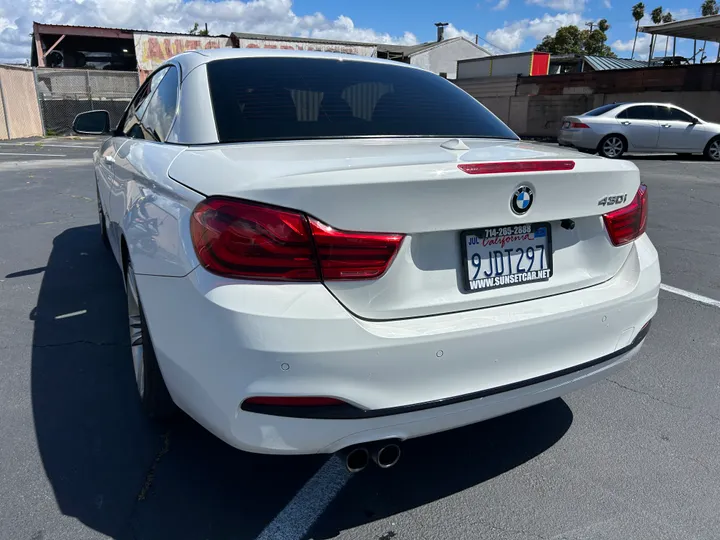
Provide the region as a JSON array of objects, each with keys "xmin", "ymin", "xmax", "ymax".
[
  {"xmin": 105, "ymin": 68, "xmax": 170, "ymax": 258},
  {"xmin": 96, "ymin": 137, "xmax": 120, "ymax": 216},
  {"xmin": 615, "ymin": 105, "xmax": 660, "ymax": 150},
  {"xmin": 111, "ymin": 65, "xmax": 185, "ymax": 274},
  {"xmin": 656, "ymin": 105, "xmax": 705, "ymax": 151}
]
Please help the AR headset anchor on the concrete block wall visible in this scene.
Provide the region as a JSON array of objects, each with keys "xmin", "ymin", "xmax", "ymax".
[{"xmin": 473, "ymin": 91, "xmax": 720, "ymax": 138}]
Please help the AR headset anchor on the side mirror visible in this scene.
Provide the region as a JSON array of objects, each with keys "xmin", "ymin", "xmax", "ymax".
[
  {"xmin": 691, "ymin": 117, "xmax": 699, "ymax": 124},
  {"xmin": 72, "ymin": 110, "xmax": 111, "ymax": 135}
]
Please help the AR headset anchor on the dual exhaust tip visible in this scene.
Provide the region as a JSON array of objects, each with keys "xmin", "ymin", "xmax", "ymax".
[{"xmin": 344, "ymin": 443, "xmax": 401, "ymax": 473}]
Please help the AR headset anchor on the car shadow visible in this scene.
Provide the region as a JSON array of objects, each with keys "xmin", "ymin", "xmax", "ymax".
[
  {"xmin": 627, "ymin": 153, "xmax": 707, "ymax": 161},
  {"xmin": 31, "ymin": 225, "xmax": 574, "ymax": 540}
]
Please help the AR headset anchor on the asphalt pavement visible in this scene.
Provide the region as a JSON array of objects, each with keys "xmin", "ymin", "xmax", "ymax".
[{"xmin": 1, "ymin": 140, "xmax": 719, "ymax": 540}]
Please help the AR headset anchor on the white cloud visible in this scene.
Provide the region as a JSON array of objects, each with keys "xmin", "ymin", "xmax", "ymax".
[
  {"xmin": 526, "ymin": 0, "xmax": 585, "ymax": 12},
  {"xmin": 669, "ymin": 8, "xmax": 695, "ymax": 20},
  {"xmin": 603, "ymin": 0, "xmax": 611, "ymax": 8},
  {"xmin": 443, "ymin": 23, "xmax": 477, "ymax": 42},
  {"xmin": 493, "ymin": 0, "xmax": 510, "ymax": 11},
  {"xmin": 611, "ymin": 34, "xmax": 650, "ymax": 59},
  {"xmin": 485, "ymin": 12, "xmax": 583, "ymax": 52},
  {"xmin": 0, "ymin": 0, "xmax": 442, "ymax": 63}
]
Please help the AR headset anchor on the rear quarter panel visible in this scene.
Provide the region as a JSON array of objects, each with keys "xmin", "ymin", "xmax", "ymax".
[{"xmin": 111, "ymin": 139, "xmax": 203, "ymax": 276}]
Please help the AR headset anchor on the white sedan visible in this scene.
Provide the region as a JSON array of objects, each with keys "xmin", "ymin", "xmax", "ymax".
[{"xmin": 74, "ymin": 49, "xmax": 659, "ymax": 470}]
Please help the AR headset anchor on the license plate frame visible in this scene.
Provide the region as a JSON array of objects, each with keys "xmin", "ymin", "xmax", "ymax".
[{"xmin": 460, "ymin": 222, "xmax": 554, "ymax": 294}]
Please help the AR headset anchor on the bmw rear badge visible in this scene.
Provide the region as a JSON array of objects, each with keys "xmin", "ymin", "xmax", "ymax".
[{"xmin": 511, "ymin": 186, "xmax": 534, "ymax": 215}]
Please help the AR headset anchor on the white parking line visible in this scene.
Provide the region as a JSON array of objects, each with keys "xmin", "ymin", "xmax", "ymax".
[
  {"xmin": 0, "ymin": 152, "xmax": 67, "ymax": 157},
  {"xmin": 660, "ymin": 284, "xmax": 720, "ymax": 308},
  {"xmin": 255, "ymin": 455, "xmax": 351, "ymax": 540},
  {"xmin": 0, "ymin": 143, "xmax": 95, "ymax": 149},
  {"xmin": 55, "ymin": 310, "xmax": 87, "ymax": 319}
]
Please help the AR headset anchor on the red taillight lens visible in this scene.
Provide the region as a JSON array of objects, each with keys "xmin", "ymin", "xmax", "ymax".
[
  {"xmin": 190, "ymin": 197, "xmax": 404, "ymax": 281},
  {"xmin": 603, "ymin": 184, "xmax": 648, "ymax": 246},
  {"xmin": 190, "ymin": 198, "xmax": 319, "ymax": 281},
  {"xmin": 458, "ymin": 160, "xmax": 575, "ymax": 175},
  {"xmin": 309, "ymin": 218, "xmax": 404, "ymax": 280},
  {"xmin": 242, "ymin": 396, "xmax": 346, "ymax": 407},
  {"xmin": 571, "ymin": 122, "xmax": 590, "ymax": 128}
]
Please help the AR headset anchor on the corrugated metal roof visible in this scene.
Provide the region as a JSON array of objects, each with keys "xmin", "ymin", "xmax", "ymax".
[
  {"xmin": 640, "ymin": 14, "xmax": 720, "ymax": 41},
  {"xmin": 34, "ymin": 21, "xmax": 227, "ymax": 37},
  {"xmin": 230, "ymin": 32, "xmax": 374, "ymax": 48},
  {"xmin": 583, "ymin": 56, "xmax": 648, "ymax": 71}
]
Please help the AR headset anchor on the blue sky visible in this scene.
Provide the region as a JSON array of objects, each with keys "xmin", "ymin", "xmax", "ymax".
[{"xmin": 0, "ymin": 0, "xmax": 714, "ymax": 63}]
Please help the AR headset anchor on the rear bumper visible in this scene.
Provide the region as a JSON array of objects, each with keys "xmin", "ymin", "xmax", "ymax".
[
  {"xmin": 137, "ymin": 235, "xmax": 660, "ymax": 454},
  {"xmin": 558, "ymin": 129, "xmax": 601, "ymax": 150}
]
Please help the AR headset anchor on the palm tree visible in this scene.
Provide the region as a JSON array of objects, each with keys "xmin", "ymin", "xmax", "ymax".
[
  {"xmin": 631, "ymin": 3, "xmax": 645, "ymax": 59},
  {"xmin": 701, "ymin": 0, "xmax": 719, "ymax": 63},
  {"xmin": 649, "ymin": 7, "xmax": 663, "ymax": 59},
  {"xmin": 662, "ymin": 12, "xmax": 673, "ymax": 57}
]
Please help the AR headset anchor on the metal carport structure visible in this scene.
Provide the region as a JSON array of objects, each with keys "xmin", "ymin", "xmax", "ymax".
[{"xmin": 641, "ymin": 14, "xmax": 720, "ymax": 64}]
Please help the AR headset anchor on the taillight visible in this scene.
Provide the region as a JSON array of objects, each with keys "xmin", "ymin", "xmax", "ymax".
[
  {"xmin": 309, "ymin": 218, "xmax": 404, "ymax": 280},
  {"xmin": 458, "ymin": 160, "xmax": 575, "ymax": 175},
  {"xmin": 190, "ymin": 197, "xmax": 404, "ymax": 281},
  {"xmin": 571, "ymin": 122, "xmax": 590, "ymax": 128},
  {"xmin": 603, "ymin": 184, "xmax": 648, "ymax": 246},
  {"xmin": 190, "ymin": 198, "xmax": 319, "ymax": 281}
]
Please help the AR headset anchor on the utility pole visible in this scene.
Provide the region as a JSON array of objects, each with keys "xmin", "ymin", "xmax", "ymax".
[{"xmin": 585, "ymin": 21, "xmax": 596, "ymax": 31}]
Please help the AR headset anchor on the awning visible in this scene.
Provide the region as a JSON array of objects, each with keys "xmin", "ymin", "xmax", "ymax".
[{"xmin": 640, "ymin": 14, "xmax": 720, "ymax": 42}]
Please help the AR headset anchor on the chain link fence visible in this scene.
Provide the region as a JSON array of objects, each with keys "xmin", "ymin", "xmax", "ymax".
[{"xmin": 34, "ymin": 68, "xmax": 139, "ymax": 135}]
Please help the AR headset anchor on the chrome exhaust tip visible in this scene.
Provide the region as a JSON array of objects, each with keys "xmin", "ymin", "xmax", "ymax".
[
  {"xmin": 344, "ymin": 447, "xmax": 370, "ymax": 473},
  {"xmin": 372, "ymin": 443, "xmax": 401, "ymax": 469}
]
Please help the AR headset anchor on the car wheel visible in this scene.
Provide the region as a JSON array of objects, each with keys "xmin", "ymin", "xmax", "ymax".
[
  {"xmin": 598, "ymin": 135, "xmax": 627, "ymax": 159},
  {"xmin": 704, "ymin": 138, "xmax": 720, "ymax": 162},
  {"xmin": 126, "ymin": 261, "xmax": 177, "ymax": 421},
  {"xmin": 97, "ymin": 186, "xmax": 110, "ymax": 249}
]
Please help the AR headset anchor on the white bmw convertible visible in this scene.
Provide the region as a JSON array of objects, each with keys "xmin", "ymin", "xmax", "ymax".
[{"xmin": 74, "ymin": 49, "xmax": 659, "ymax": 471}]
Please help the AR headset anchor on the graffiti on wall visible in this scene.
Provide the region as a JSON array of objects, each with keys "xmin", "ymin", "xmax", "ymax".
[
  {"xmin": 234, "ymin": 38, "xmax": 376, "ymax": 57},
  {"xmin": 134, "ymin": 33, "xmax": 232, "ymax": 72}
]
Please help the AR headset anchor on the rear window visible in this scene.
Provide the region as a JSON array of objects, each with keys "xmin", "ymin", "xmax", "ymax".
[
  {"xmin": 583, "ymin": 103, "xmax": 623, "ymax": 117},
  {"xmin": 206, "ymin": 57, "xmax": 518, "ymax": 143}
]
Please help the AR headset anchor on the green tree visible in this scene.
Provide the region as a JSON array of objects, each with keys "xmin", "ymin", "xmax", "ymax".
[
  {"xmin": 700, "ymin": 0, "xmax": 719, "ymax": 62},
  {"xmin": 534, "ymin": 24, "xmax": 616, "ymax": 57},
  {"xmin": 650, "ymin": 6, "xmax": 664, "ymax": 22},
  {"xmin": 701, "ymin": 0, "xmax": 719, "ymax": 15},
  {"xmin": 630, "ymin": 2, "xmax": 645, "ymax": 59},
  {"xmin": 662, "ymin": 12, "xmax": 673, "ymax": 57},
  {"xmin": 189, "ymin": 22, "xmax": 210, "ymax": 36},
  {"xmin": 649, "ymin": 7, "xmax": 663, "ymax": 58}
]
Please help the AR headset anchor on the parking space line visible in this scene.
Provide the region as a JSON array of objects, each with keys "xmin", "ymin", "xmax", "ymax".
[
  {"xmin": 0, "ymin": 143, "xmax": 95, "ymax": 149},
  {"xmin": 0, "ymin": 152, "xmax": 67, "ymax": 157},
  {"xmin": 255, "ymin": 455, "xmax": 351, "ymax": 540},
  {"xmin": 660, "ymin": 284, "xmax": 720, "ymax": 308}
]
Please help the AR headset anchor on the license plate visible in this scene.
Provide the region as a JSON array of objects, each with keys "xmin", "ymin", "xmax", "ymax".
[
  {"xmin": 462, "ymin": 223, "xmax": 553, "ymax": 293},
  {"xmin": 562, "ymin": 121, "xmax": 571, "ymax": 129}
]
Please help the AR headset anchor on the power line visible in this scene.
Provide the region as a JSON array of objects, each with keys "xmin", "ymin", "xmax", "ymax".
[{"xmin": 476, "ymin": 34, "xmax": 510, "ymax": 54}]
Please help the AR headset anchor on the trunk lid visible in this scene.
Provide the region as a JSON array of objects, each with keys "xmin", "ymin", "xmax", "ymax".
[{"xmin": 170, "ymin": 137, "xmax": 641, "ymax": 320}]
